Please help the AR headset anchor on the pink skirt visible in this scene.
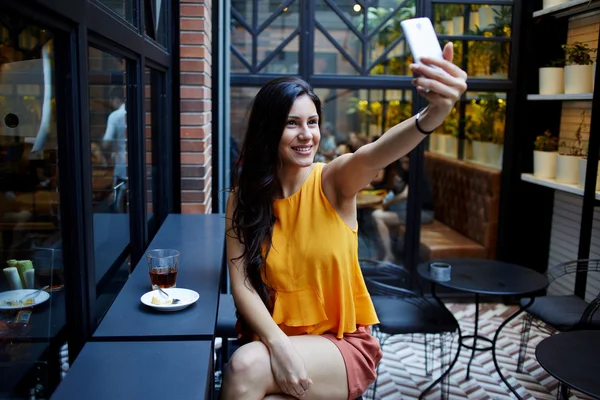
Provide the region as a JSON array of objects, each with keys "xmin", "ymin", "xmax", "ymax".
[{"xmin": 322, "ymin": 326, "xmax": 383, "ymax": 400}]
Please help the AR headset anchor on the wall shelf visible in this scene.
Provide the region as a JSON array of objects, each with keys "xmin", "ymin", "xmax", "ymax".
[
  {"xmin": 533, "ymin": 0, "xmax": 600, "ymax": 19},
  {"xmin": 521, "ymin": 173, "xmax": 600, "ymax": 199},
  {"xmin": 527, "ymin": 93, "xmax": 594, "ymax": 101}
]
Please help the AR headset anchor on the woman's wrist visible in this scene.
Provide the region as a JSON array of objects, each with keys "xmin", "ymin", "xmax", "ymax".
[
  {"xmin": 416, "ymin": 105, "xmax": 444, "ymax": 133},
  {"xmin": 263, "ymin": 330, "xmax": 290, "ymax": 350}
]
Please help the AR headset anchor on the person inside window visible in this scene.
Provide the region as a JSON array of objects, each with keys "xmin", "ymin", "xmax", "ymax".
[
  {"xmin": 222, "ymin": 43, "xmax": 466, "ymax": 400},
  {"xmin": 315, "ymin": 122, "xmax": 337, "ymax": 162},
  {"xmin": 101, "ymin": 87, "xmax": 127, "ymax": 212},
  {"xmin": 371, "ymin": 155, "xmax": 435, "ymax": 263}
]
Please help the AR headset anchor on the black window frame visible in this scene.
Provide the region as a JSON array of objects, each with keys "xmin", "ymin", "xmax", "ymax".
[
  {"xmin": 0, "ymin": 1, "xmax": 179, "ymax": 393},
  {"xmin": 224, "ymin": 0, "xmax": 522, "ymax": 275}
]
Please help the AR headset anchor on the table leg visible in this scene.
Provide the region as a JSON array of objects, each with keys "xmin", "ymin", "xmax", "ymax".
[
  {"xmin": 466, "ymin": 293, "xmax": 479, "ymax": 379},
  {"xmin": 419, "ymin": 284, "xmax": 462, "ymax": 400},
  {"xmin": 492, "ymin": 297, "xmax": 535, "ymax": 400}
]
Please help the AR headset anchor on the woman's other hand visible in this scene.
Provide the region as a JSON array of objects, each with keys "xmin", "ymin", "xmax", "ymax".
[
  {"xmin": 269, "ymin": 338, "xmax": 313, "ymax": 398},
  {"xmin": 410, "ymin": 42, "xmax": 468, "ymax": 132}
]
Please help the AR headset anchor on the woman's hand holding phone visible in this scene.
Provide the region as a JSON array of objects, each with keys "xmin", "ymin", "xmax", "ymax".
[{"xmin": 410, "ymin": 43, "xmax": 468, "ymax": 132}]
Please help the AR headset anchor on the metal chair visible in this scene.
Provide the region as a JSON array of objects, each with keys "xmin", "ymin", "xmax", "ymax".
[
  {"xmin": 361, "ymin": 260, "xmax": 458, "ymax": 400},
  {"xmin": 517, "ymin": 259, "xmax": 600, "ymax": 373}
]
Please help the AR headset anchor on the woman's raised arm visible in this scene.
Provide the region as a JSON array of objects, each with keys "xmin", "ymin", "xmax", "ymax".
[{"xmin": 323, "ymin": 43, "xmax": 467, "ymax": 200}]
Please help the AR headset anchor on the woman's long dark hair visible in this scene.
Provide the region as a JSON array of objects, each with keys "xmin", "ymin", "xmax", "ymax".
[{"xmin": 229, "ymin": 77, "xmax": 322, "ymax": 320}]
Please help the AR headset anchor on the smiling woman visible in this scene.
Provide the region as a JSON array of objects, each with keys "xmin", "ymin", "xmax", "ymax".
[{"xmin": 223, "ymin": 47, "xmax": 467, "ymax": 399}]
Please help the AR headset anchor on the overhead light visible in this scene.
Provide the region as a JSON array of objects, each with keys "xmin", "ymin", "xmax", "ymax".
[
  {"xmin": 353, "ymin": 4, "xmax": 361, "ymax": 12},
  {"xmin": 283, "ymin": 6, "xmax": 288, "ymax": 12}
]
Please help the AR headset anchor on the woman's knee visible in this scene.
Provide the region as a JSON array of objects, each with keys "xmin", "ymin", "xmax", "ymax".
[{"xmin": 227, "ymin": 342, "xmax": 270, "ymax": 380}]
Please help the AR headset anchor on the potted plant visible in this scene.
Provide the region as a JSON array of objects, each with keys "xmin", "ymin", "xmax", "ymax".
[
  {"xmin": 443, "ymin": 108, "xmax": 459, "ymax": 157},
  {"xmin": 562, "ymin": 42, "xmax": 597, "ymax": 94},
  {"xmin": 533, "ymin": 129, "xmax": 559, "ymax": 178},
  {"xmin": 557, "ymin": 110, "xmax": 588, "ymax": 183},
  {"xmin": 539, "ymin": 59, "xmax": 565, "ymax": 95},
  {"xmin": 478, "ymin": 5, "xmax": 494, "ymax": 29},
  {"xmin": 479, "ymin": 93, "xmax": 505, "ymax": 167}
]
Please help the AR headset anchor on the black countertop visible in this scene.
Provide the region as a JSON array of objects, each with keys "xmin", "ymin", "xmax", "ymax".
[
  {"xmin": 50, "ymin": 341, "xmax": 213, "ymax": 400},
  {"xmin": 93, "ymin": 214, "xmax": 225, "ymax": 341}
]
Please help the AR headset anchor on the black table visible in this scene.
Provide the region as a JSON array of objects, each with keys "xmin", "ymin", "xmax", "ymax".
[
  {"xmin": 0, "ymin": 214, "xmax": 130, "ymax": 342},
  {"xmin": 50, "ymin": 341, "xmax": 213, "ymax": 400},
  {"xmin": 417, "ymin": 259, "xmax": 549, "ymax": 400},
  {"xmin": 536, "ymin": 330, "xmax": 600, "ymax": 400},
  {"xmin": 93, "ymin": 214, "xmax": 225, "ymax": 341}
]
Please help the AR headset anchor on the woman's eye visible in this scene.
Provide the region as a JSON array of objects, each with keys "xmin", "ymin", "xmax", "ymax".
[
  {"xmin": 287, "ymin": 120, "xmax": 296, "ymax": 126},
  {"xmin": 309, "ymin": 120, "xmax": 317, "ymax": 125}
]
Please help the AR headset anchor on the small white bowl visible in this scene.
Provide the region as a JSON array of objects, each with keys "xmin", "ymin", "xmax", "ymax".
[{"xmin": 140, "ymin": 288, "xmax": 199, "ymax": 312}]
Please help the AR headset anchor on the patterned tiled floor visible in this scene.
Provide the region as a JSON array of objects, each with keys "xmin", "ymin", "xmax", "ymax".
[{"xmin": 365, "ymin": 303, "xmax": 593, "ymax": 400}]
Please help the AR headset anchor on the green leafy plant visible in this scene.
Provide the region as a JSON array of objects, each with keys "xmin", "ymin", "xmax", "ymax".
[
  {"xmin": 562, "ymin": 42, "xmax": 597, "ymax": 66},
  {"xmin": 534, "ymin": 129, "xmax": 558, "ymax": 152},
  {"xmin": 544, "ymin": 58, "xmax": 565, "ymax": 68}
]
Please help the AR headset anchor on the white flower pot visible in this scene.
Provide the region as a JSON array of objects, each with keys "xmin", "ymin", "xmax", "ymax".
[
  {"xmin": 429, "ymin": 133, "xmax": 440, "ymax": 153},
  {"xmin": 437, "ymin": 134, "xmax": 444, "ymax": 153},
  {"xmin": 484, "ymin": 142, "xmax": 503, "ymax": 168},
  {"xmin": 441, "ymin": 20, "xmax": 454, "ymax": 35},
  {"xmin": 469, "ymin": 12, "xmax": 479, "ymax": 31},
  {"xmin": 533, "ymin": 150, "xmax": 558, "ymax": 179},
  {"xmin": 543, "ymin": 0, "xmax": 569, "ymax": 9},
  {"xmin": 464, "ymin": 140, "xmax": 474, "ymax": 160},
  {"xmin": 472, "ymin": 140, "xmax": 487, "ymax": 164},
  {"xmin": 453, "ymin": 16, "xmax": 464, "ymax": 35},
  {"xmin": 478, "ymin": 6, "xmax": 494, "ymax": 29},
  {"xmin": 539, "ymin": 67, "xmax": 564, "ymax": 95},
  {"xmin": 578, "ymin": 158, "xmax": 600, "ymax": 190},
  {"xmin": 556, "ymin": 154, "xmax": 580, "ymax": 184},
  {"xmin": 446, "ymin": 136, "xmax": 458, "ymax": 158},
  {"xmin": 564, "ymin": 64, "xmax": 594, "ymax": 94}
]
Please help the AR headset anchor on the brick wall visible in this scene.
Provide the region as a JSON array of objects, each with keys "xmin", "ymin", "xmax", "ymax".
[{"xmin": 180, "ymin": 0, "xmax": 212, "ymax": 213}]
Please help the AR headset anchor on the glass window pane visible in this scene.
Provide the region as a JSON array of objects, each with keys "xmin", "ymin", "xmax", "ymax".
[
  {"xmin": 468, "ymin": 40, "xmax": 511, "ymax": 79},
  {"xmin": 433, "ymin": 3, "xmax": 512, "ymax": 36},
  {"xmin": 88, "ymin": 48, "xmax": 130, "ymax": 309},
  {"xmin": 231, "ymin": 0, "xmax": 252, "ymax": 25},
  {"xmin": 257, "ymin": 3, "xmax": 300, "ymax": 74},
  {"xmin": 99, "ymin": 0, "xmax": 136, "ymax": 24},
  {"xmin": 0, "ymin": 21, "xmax": 64, "ymax": 397},
  {"xmin": 428, "ymin": 91, "xmax": 506, "ymax": 169},
  {"xmin": 145, "ymin": 0, "xmax": 167, "ymax": 46},
  {"xmin": 314, "ymin": 29, "xmax": 359, "ymax": 75},
  {"xmin": 231, "ymin": 24, "xmax": 252, "ymax": 69}
]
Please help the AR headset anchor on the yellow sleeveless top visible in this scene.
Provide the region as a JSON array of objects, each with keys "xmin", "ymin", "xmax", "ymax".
[{"xmin": 262, "ymin": 163, "xmax": 379, "ymax": 339}]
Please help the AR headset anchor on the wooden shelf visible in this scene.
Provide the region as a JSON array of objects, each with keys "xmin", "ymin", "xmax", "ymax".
[
  {"xmin": 533, "ymin": 0, "xmax": 600, "ymax": 18},
  {"xmin": 527, "ymin": 93, "xmax": 594, "ymax": 101},
  {"xmin": 521, "ymin": 173, "xmax": 600, "ymax": 199}
]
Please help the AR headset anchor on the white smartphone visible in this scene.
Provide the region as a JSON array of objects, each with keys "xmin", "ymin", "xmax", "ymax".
[{"xmin": 400, "ymin": 17, "xmax": 444, "ymax": 70}]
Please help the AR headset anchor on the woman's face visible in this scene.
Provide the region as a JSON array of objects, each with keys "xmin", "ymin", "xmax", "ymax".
[{"xmin": 278, "ymin": 94, "xmax": 320, "ymax": 168}]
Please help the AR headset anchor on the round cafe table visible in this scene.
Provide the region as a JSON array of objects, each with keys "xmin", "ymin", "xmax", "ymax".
[
  {"xmin": 536, "ymin": 330, "xmax": 600, "ymax": 399},
  {"xmin": 356, "ymin": 191, "xmax": 384, "ymax": 209},
  {"xmin": 417, "ymin": 258, "xmax": 549, "ymax": 400}
]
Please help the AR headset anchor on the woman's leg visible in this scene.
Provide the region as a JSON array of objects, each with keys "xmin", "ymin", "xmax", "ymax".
[
  {"xmin": 221, "ymin": 335, "xmax": 348, "ymax": 400},
  {"xmin": 372, "ymin": 209, "xmax": 401, "ymax": 262}
]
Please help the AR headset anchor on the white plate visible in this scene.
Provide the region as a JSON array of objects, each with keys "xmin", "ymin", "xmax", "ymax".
[
  {"xmin": 140, "ymin": 288, "xmax": 199, "ymax": 312},
  {"xmin": 0, "ymin": 289, "xmax": 51, "ymax": 310}
]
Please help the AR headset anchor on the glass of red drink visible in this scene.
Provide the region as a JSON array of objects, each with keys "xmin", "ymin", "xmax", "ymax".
[{"xmin": 146, "ymin": 249, "xmax": 180, "ymax": 289}]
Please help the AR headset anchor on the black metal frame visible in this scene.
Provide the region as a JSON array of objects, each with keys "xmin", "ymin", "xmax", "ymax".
[
  {"xmin": 0, "ymin": 0, "xmax": 178, "ymax": 394},
  {"xmin": 227, "ymin": 0, "xmax": 520, "ymax": 277}
]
